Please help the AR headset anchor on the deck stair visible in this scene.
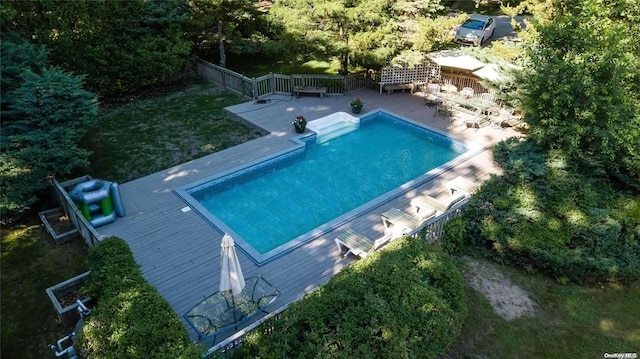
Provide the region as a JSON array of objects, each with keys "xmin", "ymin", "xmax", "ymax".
[{"xmin": 306, "ymin": 111, "xmax": 360, "ymax": 143}]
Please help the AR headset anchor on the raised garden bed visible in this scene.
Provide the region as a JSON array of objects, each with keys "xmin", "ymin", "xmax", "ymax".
[
  {"xmin": 46, "ymin": 271, "xmax": 93, "ymax": 327},
  {"xmin": 39, "ymin": 207, "xmax": 78, "ymax": 245}
]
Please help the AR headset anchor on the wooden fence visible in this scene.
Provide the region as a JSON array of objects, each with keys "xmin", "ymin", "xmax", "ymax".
[
  {"xmin": 197, "ymin": 59, "xmax": 487, "ymax": 101},
  {"xmin": 203, "ymin": 197, "xmax": 469, "ymax": 358},
  {"xmin": 52, "ymin": 176, "xmax": 103, "ymax": 248},
  {"xmin": 440, "ymin": 72, "xmax": 488, "ymax": 94},
  {"xmin": 197, "ymin": 59, "xmax": 381, "ymax": 99}
]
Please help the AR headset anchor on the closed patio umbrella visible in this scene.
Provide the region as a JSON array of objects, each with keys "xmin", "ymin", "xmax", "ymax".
[{"xmin": 219, "ymin": 233, "xmax": 245, "ymax": 296}]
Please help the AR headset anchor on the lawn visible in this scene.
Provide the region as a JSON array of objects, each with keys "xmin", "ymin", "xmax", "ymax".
[
  {"xmin": 1, "ymin": 221, "xmax": 89, "ymax": 358},
  {"xmin": 2, "ymin": 77, "xmax": 638, "ymax": 358},
  {"xmin": 444, "ymin": 259, "xmax": 640, "ymax": 358},
  {"xmin": 79, "ymin": 77, "xmax": 266, "ymax": 184}
]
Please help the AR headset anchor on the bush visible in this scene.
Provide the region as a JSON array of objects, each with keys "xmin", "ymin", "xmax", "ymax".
[
  {"xmin": 78, "ymin": 237, "xmax": 202, "ymax": 359},
  {"xmin": 233, "ymin": 236, "xmax": 467, "ymax": 358},
  {"xmin": 448, "ymin": 139, "xmax": 640, "ymax": 284}
]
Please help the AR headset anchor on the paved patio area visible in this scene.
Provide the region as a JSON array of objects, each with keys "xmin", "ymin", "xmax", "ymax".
[{"xmin": 96, "ymin": 87, "xmax": 523, "ymax": 347}]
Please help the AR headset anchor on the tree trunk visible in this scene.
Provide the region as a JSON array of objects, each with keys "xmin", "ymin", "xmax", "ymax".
[
  {"xmin": 218, "ymin": 20, "xmax": 226, "ymax": 87},
  {"xmin": 339, "ymin": 21, "xmax": 349, "ymax": 74}
]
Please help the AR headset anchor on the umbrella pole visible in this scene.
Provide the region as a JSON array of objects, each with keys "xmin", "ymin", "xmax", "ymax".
[{"xmin": 230, "ymin": 291, "xmax": 237, "ymax": 326}]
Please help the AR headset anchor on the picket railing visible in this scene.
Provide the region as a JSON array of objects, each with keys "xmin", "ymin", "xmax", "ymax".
[
  {"xmin": 440, "ymin": 73, "xmax": 488, "ymax": 94},
  {"xmin": 204, "ymin": 197, "xmax": 469, "ymax": 358},
  {"xmin": 51, "ymin": 177, "xmax": 103, "ymax": 248},
  {"xmin": 197, "ymin": 59, "xmax": 383, "ymax": 99}
]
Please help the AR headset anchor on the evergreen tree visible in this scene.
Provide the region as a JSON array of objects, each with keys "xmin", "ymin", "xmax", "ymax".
[{"xmin": 1, "ymin": 35, "xmax": 98, "ymax": 223}]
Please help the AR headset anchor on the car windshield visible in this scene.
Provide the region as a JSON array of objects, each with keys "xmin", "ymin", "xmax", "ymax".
[{"xmin": 462, "ymin": 19, "xmax": 485, "ymax": 30}]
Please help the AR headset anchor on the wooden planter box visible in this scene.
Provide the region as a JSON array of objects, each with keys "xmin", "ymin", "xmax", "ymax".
[
  {"xmin": 46, "ymin": 271, "xmax": 92, "ymax": 327},
  {"xmin": 39, "ymin": 207, "xmax": 79, "ymax": 245}
]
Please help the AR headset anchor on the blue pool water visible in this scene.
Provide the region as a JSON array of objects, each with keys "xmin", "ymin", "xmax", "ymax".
[{"xmin": 177, "ymin": 110, "xmax": 473, "ymax": 265}]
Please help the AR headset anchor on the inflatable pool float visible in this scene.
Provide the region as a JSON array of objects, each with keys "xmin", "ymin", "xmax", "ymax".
[{"xmin": 69, "ymin": 179, "xmax": 125, "ymax": 228}]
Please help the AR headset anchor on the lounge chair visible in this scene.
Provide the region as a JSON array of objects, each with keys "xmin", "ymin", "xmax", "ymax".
[
  {"xmin": 410, "ymin": 193, "xmax": 466, "ymax": 218},
  {"xmin": 464, "ymin": 115, "xmax": 491, "ymax": 129},
  {"xmin": 335, "ymin": 229, "xmax": 394, "ymax": 258},
  {"xmin": 447, "ymin": 176, "xmax": 479, "ymax": 197},
  {"xmin": 380, "ymin": 207, "xmax": 435, "ymax": 233},
  {"xmin": 491, "ymin": 107, "xmax": 524, "ymax": 128}
]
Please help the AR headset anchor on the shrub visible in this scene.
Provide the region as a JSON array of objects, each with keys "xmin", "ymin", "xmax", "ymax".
[
  {"xmin": 233, "ymin": 236, "xmax": 467, "ymax": 358},
  {"xmin": 449, "ymin": 139, "xmax": 640, "ymax": 284},
  {"xmin": 78, "ymin": 237, "xmax": 202, "ymax": 359}
]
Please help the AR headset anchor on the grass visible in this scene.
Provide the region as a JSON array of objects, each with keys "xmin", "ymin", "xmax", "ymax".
[
  {"xmin": 443, "ymin": 259, "xmax": 640, "ymax": 358},
  {"xmin": 1, "ymin": 221, "xmax": 89, "ymax": 358},
  {"xmin": 225, "ymin": 53, "xmax": 341, "ymax": 78},
  {"xmin": 79, "ymin": 77, "xmax": 266, "ymax": 183}
]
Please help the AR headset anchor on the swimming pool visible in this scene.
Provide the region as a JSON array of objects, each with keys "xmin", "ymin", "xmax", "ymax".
[{"xmin": 176, "ymin": 109, "xmax": 478, "ymax": 265}]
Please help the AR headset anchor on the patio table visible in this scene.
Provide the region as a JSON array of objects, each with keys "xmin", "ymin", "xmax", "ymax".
[{"xmin": 184, "ymin": 276, "xmax": 279, "ymax": 341}]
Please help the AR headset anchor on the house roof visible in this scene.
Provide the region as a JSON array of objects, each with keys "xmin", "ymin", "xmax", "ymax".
[
  {"xmin": 427, "ymin": 49, "xmax": 485, "ymax": 72},
  {"xmin": 472, "ymin": 64, "xmax": 501, "ymax": 81},
  {"xmin": 472, "ymin": 62, "xmax": 521, "ymax": 82}
]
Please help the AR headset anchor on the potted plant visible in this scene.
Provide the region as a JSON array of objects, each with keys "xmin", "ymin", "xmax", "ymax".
[
  {"xmin": 350, "ymin": 98, "xmax": 364, "ymax": 114},
  {"xmin": 293, "ymin": 115, "xmax": 307, "ymax": 133}
]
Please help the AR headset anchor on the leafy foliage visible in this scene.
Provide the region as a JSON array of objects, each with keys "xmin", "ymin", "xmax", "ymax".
[
  {"xmin": 2, "ymin": 0, "xmax": 193, "ymax": 97},
  {"xmin": 268, "ymin": 0, "xmax": 445, "ymax": 72},
  {"xmin": 518, "ymin": 0, "xmax": 640, "ymax": 181},
  {"xmin": 79, "ymin": 237, "xmax": 202, "ymax": 359},
  {"xmin": 187, "ymin": 0, "xmax": 269, "ymax": 65},
  {"xmin": 0, "ymin": 34, "xmax": 98, "ymax": 223},
  {"xmin": 234, "ymin": 236, "xmax": 467, "ymax": 358},
  {"xmin": 444, "ymin": 138, "xmax": 640, "ymax": 284}
]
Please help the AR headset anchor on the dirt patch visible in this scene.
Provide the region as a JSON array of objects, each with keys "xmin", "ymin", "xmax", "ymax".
[{"xmin": 462, "ymin": 257, "xmax": 536, "ymax": 321}]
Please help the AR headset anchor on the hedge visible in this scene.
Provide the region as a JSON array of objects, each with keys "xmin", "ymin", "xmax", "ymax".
[
  {"xmin": 232, "ymin": 236, "xmax": 468, "ymax": 358},
  {"xmin": 79, "ymin": 236, "xmax": 203, "ymax": 359}
]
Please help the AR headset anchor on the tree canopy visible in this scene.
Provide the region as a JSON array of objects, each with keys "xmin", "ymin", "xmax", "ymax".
[
  {"xmin": 267, "ymin": 0, "xmax": 447, "ymax": 73},
  {"xmin": 1, "ymin": 0, "xmax": 193, "ymax": 97},
  {"xmin": 518, "ymin": 0, "xmax": 640, "ymax": 183}
]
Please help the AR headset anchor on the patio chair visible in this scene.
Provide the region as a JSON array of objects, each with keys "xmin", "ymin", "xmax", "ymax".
[
  {"xmin": 410, "ymin": 193, "xmax": 466, "ymax": 219},
  {"xmin": 426, "ymin": 83, "xmax": 441, "ymax": 93},
  {"xmin": 435, "ymin": 101, "xmax": 454, "ymax": 120},
  {"xmin": 460, "ymin": 87, "xmax": 475, "ymax": 97},
  {"xmin": 380, "ymin": 207, "xmax": 435, "ymax": 233},
  {"xmin": 447, "ymin": 176, "xmax": 480, "ymax": 197},
  {"xmin": 465, "ymin": 115, "xmax": 491, "ymax": 129},
  {"xmin": 479, "ymin": 93, "xmax": 494, "ymax": 103},
  {"xmin": 491, "ymin": 107, "xmax": 524, "ymax": 128},
  {"xmin": 335, "ymin": 229, "xmax": 396, "ymax": 258}
]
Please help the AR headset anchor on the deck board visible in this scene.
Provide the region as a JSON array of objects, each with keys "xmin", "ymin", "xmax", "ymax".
[{"xmin": 96, "ymin": 88, "xmax": 520, "ymax": 346}]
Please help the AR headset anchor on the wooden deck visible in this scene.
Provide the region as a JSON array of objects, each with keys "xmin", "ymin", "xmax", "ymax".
[{"xmin": 96, "ymin": 88, "xmax": 522, "ymax": 347}]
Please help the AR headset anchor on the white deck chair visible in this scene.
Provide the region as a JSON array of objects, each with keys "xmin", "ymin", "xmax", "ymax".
[
  {"xmin": 480, "ymin": 93, "xmax": 494, "ymax": 103},
  {"xmin": 460, "ymin": 87, "xmax": 475, "ymax": 97},
  {"xmin": 410, "ymin": 194, "xmax": 466, "ymax": 218},
  {"xmin": 335, "ymin": 229, "xmax": 395, "ymax": 258},
  {"xmin": 447, "ymin": 176, "xmax": 480, "ymax": 197},
  {"xmin": 380, "ymin": 207, "xmax": 435, "ymax": 234}
]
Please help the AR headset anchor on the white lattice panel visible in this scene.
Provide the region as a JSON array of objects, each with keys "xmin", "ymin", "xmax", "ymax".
[{"xmin": 380, "ymin": 61, "xmax": 440, "ymax": 85}]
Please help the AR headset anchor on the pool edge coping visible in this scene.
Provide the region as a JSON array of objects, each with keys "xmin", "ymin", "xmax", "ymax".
[{"xmin": 174, "ymin": 108, "xmax": 485, "ymax": 266}]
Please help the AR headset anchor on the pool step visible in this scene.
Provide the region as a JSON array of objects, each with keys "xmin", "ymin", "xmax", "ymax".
[
  {"xmin": 316, "ymin": 122, "xmax": 359, "ymax": 143},
  {"xmin": 307, "ymin": 111, "xmax": 360, "ymax": 144}
]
